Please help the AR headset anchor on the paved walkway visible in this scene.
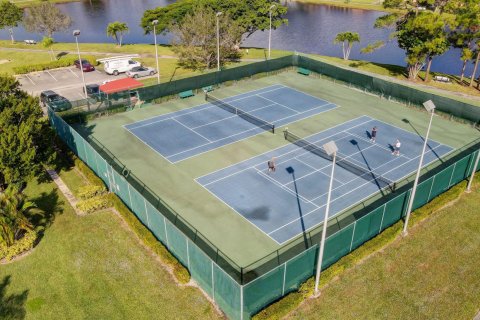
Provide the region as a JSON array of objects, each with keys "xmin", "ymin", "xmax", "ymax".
[
  {"xmin": 474, "ymin": 310, "xmax": 480, "ymax": 320},
  {"xmin": 46, "ymin": 169, "xmax": 82, "ymax": 215}
]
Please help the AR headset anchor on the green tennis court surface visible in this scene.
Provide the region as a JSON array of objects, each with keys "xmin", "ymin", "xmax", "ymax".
[{"xmin": 75, "ymin": 71, "xmax": 480, "ymax": 267}]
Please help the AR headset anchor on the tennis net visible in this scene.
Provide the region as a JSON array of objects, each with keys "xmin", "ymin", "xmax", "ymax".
[
  {"xmin": 205, "ymin": 93, "xmax": 275, "ymax": 134},
  {"xmin": 284, "ymin": 130, "xmax": 396, "ymax": 191}
]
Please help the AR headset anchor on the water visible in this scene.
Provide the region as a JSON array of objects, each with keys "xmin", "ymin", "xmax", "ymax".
[{"xmin": 0, "ymin": 0, "xmax": 474, "ymax": 75}]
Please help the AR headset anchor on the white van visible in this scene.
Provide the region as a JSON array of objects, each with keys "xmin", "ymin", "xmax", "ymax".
[{"xmin": 104, "ymin": 59, "xmax": 141, "ymax": 75}]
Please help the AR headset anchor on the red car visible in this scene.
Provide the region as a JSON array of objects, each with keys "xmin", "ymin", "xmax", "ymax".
[{"xmin": 74, "ymin": 59, "xmax": 95, "ymax": 72}]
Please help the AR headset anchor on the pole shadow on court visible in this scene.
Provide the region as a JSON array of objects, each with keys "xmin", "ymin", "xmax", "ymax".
[
  {"xmin": 350, "ymin": 139, "xmax": 388, "ymax": 196},
  {"xmin": 402, "ymin": 118, "xmax": 441, "ymax": 162},
  {"xmin": 286, "ymin": 166, "xmax": 310, "ymax": 248}
]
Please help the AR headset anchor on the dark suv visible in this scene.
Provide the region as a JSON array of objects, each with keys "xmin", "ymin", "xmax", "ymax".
[{"xmin": 40, "ymin": 90, "xmax": 72, "ymax": 111}]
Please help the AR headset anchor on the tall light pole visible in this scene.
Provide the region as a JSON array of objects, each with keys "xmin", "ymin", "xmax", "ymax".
[
  {"xmin": 216, "ymin": 11, "xmax": 223, "ymax": 72},
  {"xmin": 73, "ymin": 30, "xmax": 87, "ymax": 99},
  {"xmin": 314, "ymin": 140, "xmax": 338, "ymax": 296},
  {"xmin": 403, "ymin": 100, "xmax": 436, "ymax": 236},
  {"xmin": 268, "ymin": 4, "xmax": 276, "ymax": 60},
  {"xmin": 466, "ymin": 149, "xmax": 480, "ymax": 193},
  {"xmin": 152, "ymin": 20, "xmax": 160, "ymax": 85}
]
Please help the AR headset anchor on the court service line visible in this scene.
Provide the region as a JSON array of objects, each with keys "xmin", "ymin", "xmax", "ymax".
[
  {"xmin": 171, "ymin": 118, "xmax": 213, "ymax": 143},
  {"xmin": 125, "ymin": 85, "xmax": 285, "ymax": 130},
  {"xmin": 257, "ymin": 94, "xmax": 299, "ymax": 114},
  {"xmin": 194, "ymin": 177, "xmax": 283, "ymax": 244},
  {"xmin": 195, "ymin": 116, "xmax": 373, "ymax": 181},
  {"xmin": 285, "ymin": 141, "xmax": 381, "ymax": 190},
  {"xmin": 190, "ymin": 103, "xmax": 277, "ymax": 130},
  {"xmin": 345, "ymin": 131, "xmax": 412, "ymax": 161},
  {"xmin": 255, "ymin": 169, "xmax": 319, "ymax": 207},
  {"xmin": 269, "ymin": 142, "xmax": 448, "ymax": 239},
  {"xmin": 168, "ymin": 102, "xmax": 339, "ymax": 162},
  {"xmin": 125, "ymin": 126, "xmax": 174, "ymax": 164}
]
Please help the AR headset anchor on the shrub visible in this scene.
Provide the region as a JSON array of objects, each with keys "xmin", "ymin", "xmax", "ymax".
[
  {"xmin": 13, "ymin": 54, "xmax": 98, "ymax": 74},
  {"xmin": 0, "ymin": 231, "xmax": 37, "ymax": 261},
  {"xmin": 76, "ymin": 194, "xmax": 111, "ymax": 214},
  {"xmin": 77, "ymin": 184, "xmax": 106, "ymax": 200},
  {"xmin": 74, "ymin": 158, "xmax": 105, "ymax": 187}
]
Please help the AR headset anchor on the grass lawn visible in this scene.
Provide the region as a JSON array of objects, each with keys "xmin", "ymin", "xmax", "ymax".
[
  {"xmin": 292, "ymin": 0, "xmax": 393, "ymax": 12},
  {"xmin": 317, "ymin": 55, "xmax": 480, "ymax": 103},
  {"xmin": 288, "ymin": 179, "xmax": 480, "ymax": 319},
  {"xmin": 0, "ymin": 177, "xmax": 222, "ymax": 319}
]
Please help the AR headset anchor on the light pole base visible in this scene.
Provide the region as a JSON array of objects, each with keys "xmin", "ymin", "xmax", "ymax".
[
  {"xmin": 402, "ymin": 230, "xmax": 408, "ymax": 237},
  {"xmin": 312, "ymin": 290, "xmax": 321, "ymax": 298}
]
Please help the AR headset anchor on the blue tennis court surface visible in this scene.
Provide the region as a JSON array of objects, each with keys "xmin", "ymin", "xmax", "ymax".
[
  {"xmin": 196, "ymin": 116, "xmax": 453, "ymax": 244},
  {"xmin": 125, "ymin": 85, "xmax": 336, "ymax": 162}
]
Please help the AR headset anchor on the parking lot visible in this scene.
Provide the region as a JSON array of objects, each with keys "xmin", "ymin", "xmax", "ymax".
[{"xmin": 17, "ymin": 65, "xmax": 128, "ymax": 101}]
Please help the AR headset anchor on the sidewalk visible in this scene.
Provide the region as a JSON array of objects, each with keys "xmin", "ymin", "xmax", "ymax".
[{"xmin": 46, "ymin": 169, "xmax": 82, "ymax": 215}]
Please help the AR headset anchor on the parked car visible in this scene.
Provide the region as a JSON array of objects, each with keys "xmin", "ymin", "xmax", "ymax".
[
  {"xmin": 103, "ymin": 59, "xmax": 141, "ymax": 75},
  {"xmin": 126, "ymin": 66, "xmax": 156, "ymax": 78},
  {"xmin": 83, "ymin": 84, "xmax": 102, "ymax": 101},
  {"xmin": 40, "ymin": 90, "xmax": 72, "ymax": 111},
  {"xmin": 74, "ymin": 59, "xmax": 95, "ymax": 72}
]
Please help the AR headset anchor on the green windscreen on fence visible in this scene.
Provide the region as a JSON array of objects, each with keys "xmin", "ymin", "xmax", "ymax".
[{"xmin": 49, "ymin": 52, "xmax": 480, "ymax": 319}]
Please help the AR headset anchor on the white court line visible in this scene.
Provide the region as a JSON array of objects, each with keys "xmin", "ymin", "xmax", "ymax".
[
  {"xmin": 126, "ymin": 84, "xmax": 285, "ymax": 130},
  {"xmin": 68, "ymin": 68, "xmax": 79, "ymax": 78},
  {"xmin": 46, "ymin": 70, "xmax": 58, "ymax": 82},
  {"xmin": 345, "ymin": 130, "xmax": 412, "ymax": 161},
  {"xmin": 172, "ymin": 118, "xmax": 213, "ymax": 142},
  {"xmin": 196, "ymin": 116, "xmax": 373, "ymax": 182},
  {"xmin": 190, "ymin": 103, "xmax": 277, "ymax": 130},
  {"xmin": 257, "ymin": 94, "xmax": 299, "ymax": 113},
  {"xmin": 126, "ymin": 126, "xmax": 174, "ymax": 164},
  {"xmin": 373, "ymin": 118, "xmax": 455, "ymax": 150},
  {"xmin": 25, "ymin": 74, "xmax": 35, "ymax": 85},
  {"xmin": 165, "ymin": 102, "xmax": 338, "ymax": 162},
  {"xmin": 194, "ymin": 172, "xmax": 283, "ymax": 244},
  {"xmin": 255, "ymin": 169, "xmax": 319, "ymax": 206},
  {"xmin": 268, "ymin": 143, "xmax": 449, "ymax": 237}
]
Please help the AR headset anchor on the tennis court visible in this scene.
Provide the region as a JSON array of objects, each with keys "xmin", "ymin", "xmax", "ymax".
[
  {"xmin": 124, "ymin": 84, "xmax": 336, "ymax": 162},
  {"xmin": 197, "ymin": 116, "xmax": 453, "ymax": 244}
]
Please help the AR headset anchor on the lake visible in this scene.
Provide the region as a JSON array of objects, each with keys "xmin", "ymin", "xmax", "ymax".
[{"xmin": 0, "ymin": 0, "xmax": 474, "ymax": 76}]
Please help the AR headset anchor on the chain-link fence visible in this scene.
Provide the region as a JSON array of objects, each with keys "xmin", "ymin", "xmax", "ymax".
[{"xmin": 49, "ymin": 54, "xmax": 480, "ymax": 319}]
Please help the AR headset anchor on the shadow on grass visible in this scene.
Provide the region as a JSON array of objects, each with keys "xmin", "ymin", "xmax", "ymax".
[
  {"xmin": 0, "ymin": 276, "xmax": 28, "ymax": 320},
  {"xmin": 29, "ymin": 188, "xmax": 64, "ymax": 238},
  {"xmin": 348, "ymin": 61, "xmax": 408, "ymax": 78}
]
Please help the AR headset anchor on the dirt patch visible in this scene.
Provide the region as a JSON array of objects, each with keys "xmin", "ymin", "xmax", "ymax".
[{"xmin": 0, "ymin": 59, "xmax": 11, "ymax": 64}]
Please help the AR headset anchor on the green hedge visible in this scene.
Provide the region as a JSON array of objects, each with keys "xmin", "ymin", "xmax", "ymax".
[
  {"xmin": 13, "ymin": 54, "xmax": 98, "ymax": 74},
  {"xmin": 253, "ymin": 176, "xmax": 476, "ymax": 320}
]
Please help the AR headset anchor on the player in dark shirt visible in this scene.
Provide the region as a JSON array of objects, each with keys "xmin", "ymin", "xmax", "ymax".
[{"xmin": 370, "ymin": 126, "xmax": 377, "ymax": 143}]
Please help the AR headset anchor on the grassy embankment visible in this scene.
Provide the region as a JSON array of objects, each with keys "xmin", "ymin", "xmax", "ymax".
[
  {"xmin": 288, "ymin": 175, "xmax": 480, "ymax": 319},
  {"xmin": 0, "ymin": 153, "xmax": 222, "ymax": 319}
]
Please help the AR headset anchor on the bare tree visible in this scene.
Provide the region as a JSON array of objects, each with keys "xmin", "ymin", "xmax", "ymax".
[{"xmin": 23, "ymin": 3, "xmax": 72, "ymax": 37}]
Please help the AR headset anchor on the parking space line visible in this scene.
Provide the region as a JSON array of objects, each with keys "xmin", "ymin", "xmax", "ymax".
[
  {"xmin": 68, "ymin": 68, "xmax": 79, "ymax": 78},
  {"xmin": 46, "ymin": 70, "xmax": 58, "ymax": 82},
  {"xmin": 25, "ymin": 74, "xmax": 35, "ymax": 85},
  {"xmin": 77, "ymin": 92, "xmax": 85, "ymax": 99}
]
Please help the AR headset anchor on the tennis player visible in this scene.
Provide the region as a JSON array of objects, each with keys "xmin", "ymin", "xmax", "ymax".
[
  {"xmin": 392, "ymin": 139, "xmax": 401, "ymax": 156},
  {"xmin": 370, "ymin": 126, "xmax": 377, "ymax": 143},
  {"xmin": 267, "ymin": 157, "xmax": 276, "ymax": 172}
]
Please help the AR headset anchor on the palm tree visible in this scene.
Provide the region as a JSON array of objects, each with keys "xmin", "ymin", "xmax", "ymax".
[
  {"xmin": 106, "ymin": 21, "xmax": 129, "ymax": 47},
  {"xmin": 41, "ymin": 36, "xmax": 55, "ymax": 61},
  {"xmin": 0, "ymin": 189, "xmax": 35, "ymax": 247},
  {"xmin": 334, "ymin": 32, "xmax": 361, "ymax": 61}
]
